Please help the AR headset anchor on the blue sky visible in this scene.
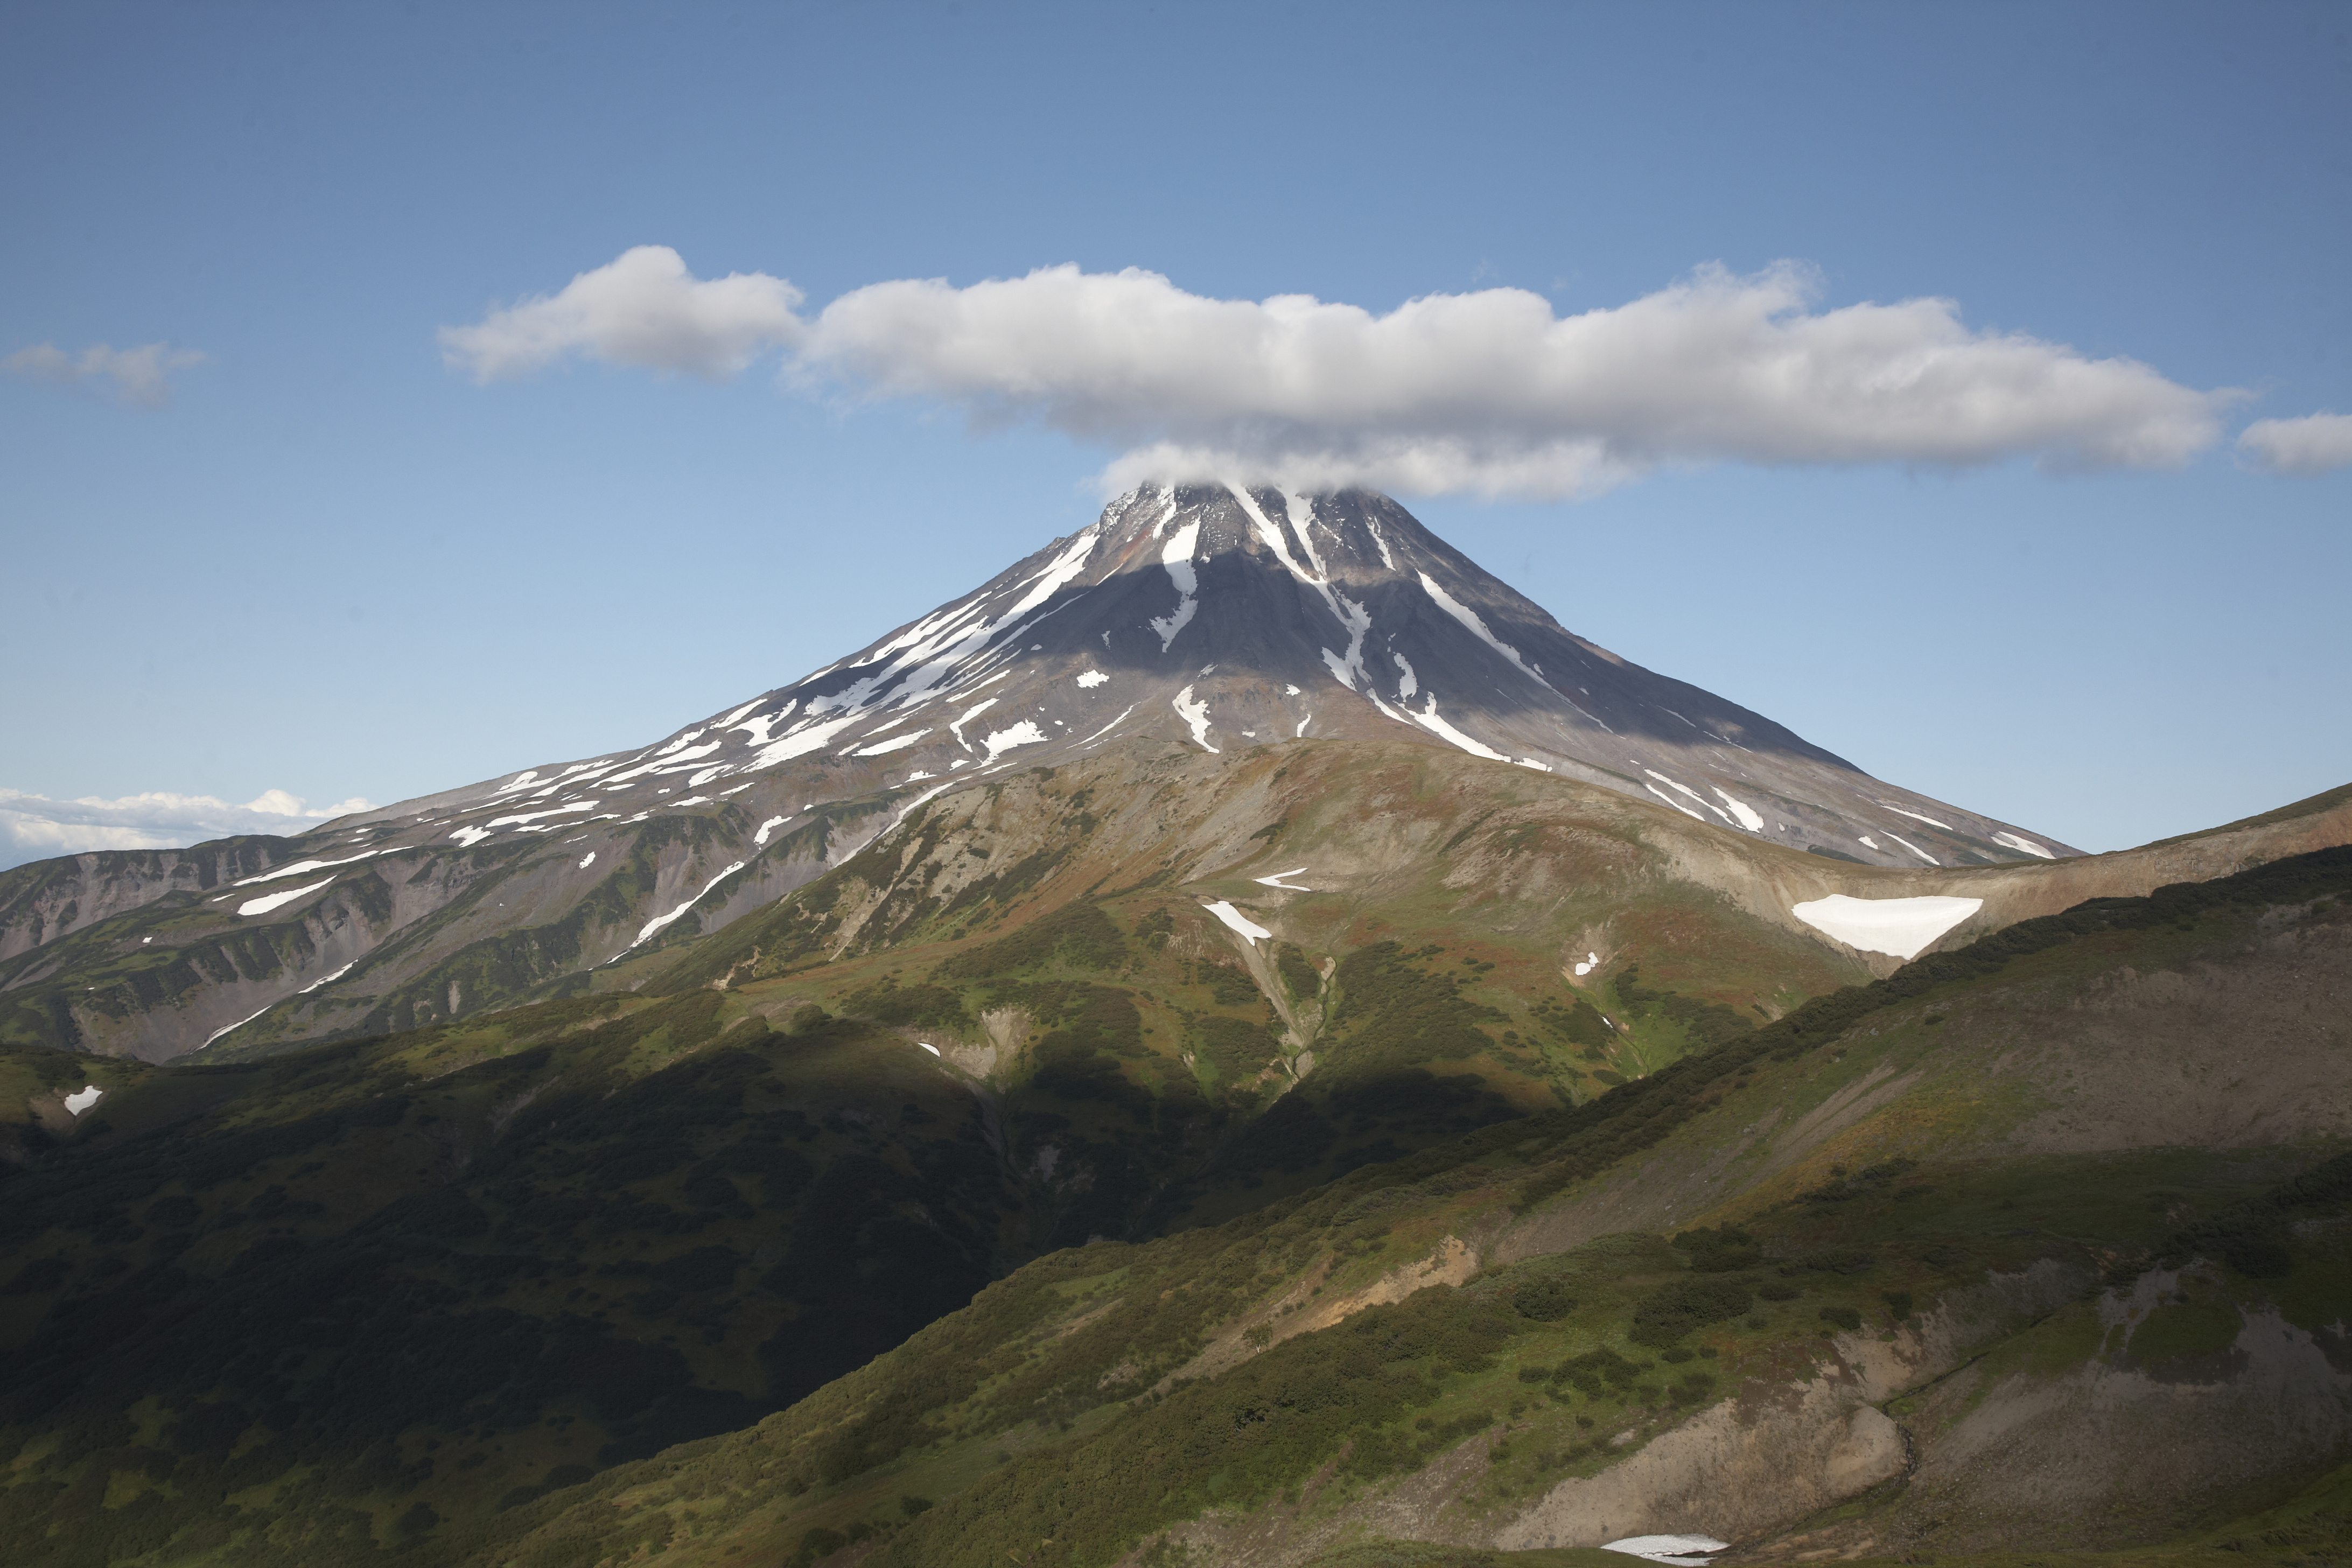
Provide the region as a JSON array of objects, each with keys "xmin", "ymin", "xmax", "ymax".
[{"xmin": 3, "ymin": 0, "xmax": 2346, "ymax": 866}]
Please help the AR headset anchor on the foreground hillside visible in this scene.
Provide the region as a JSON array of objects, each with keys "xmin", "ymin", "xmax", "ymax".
[
  {"xmin": 473, "ymin": 840, "xmax": 2352, "ymax": 1568},
  {"xmin": 0, "ymin": 747, "xmax": 1889, "ymax": 1560},
  {"xmin": 1, "ymin": 801, "xmax": 2341, "ymax": 1565}
]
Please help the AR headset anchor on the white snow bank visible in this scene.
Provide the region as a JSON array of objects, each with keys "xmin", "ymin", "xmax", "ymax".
[
  {"xmin": 950, "ymin": 697, "xmax": 999, "ymax": 752},
  {"xmin": 1229, "ymin": 486, "xmax": 1381, "ymax": 696},
  {"xmin": 1791, "ymin": 894, "xmax": 1983, "ymax": 959},
  {"xmin": 628, "ymin": 862, "xmax": 747, "ymax": 950},
  {"xmin": 64, "ymin": 1085, "xmax": 103, "ymax": 1116},
  {"xmin": 1410, "ymin": 696, "xmax": 1511, "ymax": 762},
  {"xmin": 1712, "ymin": 789, "xmax": 1764, "ymax": 831},
  {"xmin": 299, "ymin": 961, "xmax": 356, "ymax": 995},
  {"xmin": 239, "ymin": 878, "xmax": 335, "ymax": 917},
  {"xmin": 751, "ymin": 713, "xmax": 862, "ymax": 770},
  {"xmin": 1076, "ymin": 669, "xmax": 1109, "ymax": 688},
  {"xmin": 853, "ymin": 727, "xmax": 932, "ymax": 757},
  {"xmin": 202, "ymin": 1004, "xmax": 274, "ymax": 1049},
  {"xmin": 981, "ymin": 720, "xmax": 1048, "ymax": 762},
  {"xmin": 1201, "ymin": 900, "xmax": 1272, "ymax": 944},
  {"xmin": 1602, "ymin": 1536, "xmax": 1729, "ymax": 1566},
  {"xmin": 579, "ymin": 851, "xmax": 598, "ymax": 869},
  {"xmin": 1149, "ymin": 520, "xmax": 1202, "ymax": 651},
  {"xmin": 919, "ymin": 1042, "xmax": 941, "ymax": 1056},
  {"xmin": 728, "ymin": 699, "xmax": 798, "ymax": 748},
  {"xmin": 1883, "ymin": 804, "xmax": 1953, "ymax": 830},
  {"xmin": 1078, "ymin": 704, "xmax": 1137, "ymax": 747},
  {"xmin": 1173, "ymin": 686, "xmax": 1217, "ymax": 752},
  {"xmin": 600, "ymin": 739, "xmax": 723, "ymax": 787},
  {"xmin": 1644, "ymin": 783, "xmax": 1706, "ymax": 822},
  {"xmin": 1572, "ymin": 951, "xmax": 1599, "ymax": 977},
  {"xmin": 755, "ymin": 815, "xmax": 792, "ymax": 846},
  {"xmin": 1645, "ymin": 771, "xmax": 1730, "ymax": 825},
  {"xmin": 1254, "ymin": 867, "xmax": 1312, "ymax": 891},
  {"xmin": 1884, "ymin": 830, "xmax": 1939, "ymax": 866},
  {"xmin": 232, "ymin": 847, "xmax": 389, "ymax": 887},
  {"xmin": 1993, "ymin": 830, "xmax": 2055, "ymax": 859},
  {"xmin": 1418, "ymin": 571, "xmax": 1549, "ymax": 689},
  {"xmin": 808, "ymin": 529, "xmax": 1098, "ymax": 720}
]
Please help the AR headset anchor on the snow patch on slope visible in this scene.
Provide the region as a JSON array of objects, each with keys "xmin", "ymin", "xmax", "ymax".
[
  {"xmin": 1791, "ymin": 894, "xmax": 1982, "ymax": 959},
  {"xmin": 232, "ymin": 848, "xmax": 389, "ymax": 887},
  {"xmin": 1201, "ymin": 900, "xmax": 1272, "ymax": 944},
  {"xmin": 238, "ymin": 878, "xmax": 334, "ymax": 918},
  {"xmin": 1411, "ymin": 696, "xmax": 1511, "ymax": 762},
  {"xmin": 1645, "ymin": 784, "xmax": 1708, "ymax": 822},
  {"xmin": 1173, "ymin": 686, "xmax": 1217, "ymax": 752},
  {"xmin": 981, "ymin": 722, "xmax": 1048, "ymax": 763},
  {"xmin": 1418, "ymin": 571, "xmax": 1548, "ymax": 689},
  {"xmin": 853, "ymin": 728, "xmax": 932, "ymax": 757},
  {"xmin": 1712, "ymin": 789, "xmax": 1764, "ymax": 832},
  {"xmin": 628, "ymin": 862, "xmax": 747, "ymax": 951},
  {"xmin": 1603, "ymin": 1535, "xmax": 1729, "ymax": 1567},
  {"xmin": 1149, "ymin": 520, "xmax": 1202, "ymax": 651},
  {"xmin": 1077, "ymin": 704, "xmax": 1137, "ymax": 747},
  {"xmin": 1993, "ymin": 831, "xmax": 2055, "ymax": 859},
  {"xmin": 1884, "ymin": 831, "xmax": 1939, "ymax": 866}
]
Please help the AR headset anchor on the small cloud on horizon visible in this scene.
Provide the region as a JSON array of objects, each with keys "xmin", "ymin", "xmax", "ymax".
[
  {"xmin": 441, "ymin": 246, "xmax": 2238, "ymax": 500},
  {"xmin": 0, "ymin": 787, "xmax": 377, "ymax": 871},
  {"xmin": 4, "ymin": 340, "xmax": 206, "ymax": 408},
  {"xmin": 2236, "ymin": 411, "xmax": 2352, "ymax": 476}
]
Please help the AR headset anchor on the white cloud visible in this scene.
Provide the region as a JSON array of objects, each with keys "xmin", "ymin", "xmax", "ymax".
[
  {"xmin": 5, "ymin": 341, "xmax": 206, "ymax": 408},
  {"xmin": 439, "ymin": 244, "xmax": 806, "ymax": 381},
  {"xmin": 0, "ymin": 789, "xmax": 376, "ymax": 871},
  {"xmin": 2236, "ymin": 411, "xmax": 2352, "ymax": 476},
  {"xmin": 442, "ymin": 251, "xmax": 2232, "ymax": 498}
]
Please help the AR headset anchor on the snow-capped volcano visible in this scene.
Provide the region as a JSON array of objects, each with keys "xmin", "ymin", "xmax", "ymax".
[
  {"xmin": 2, "ymin": 486, "xmax": 2078, "ymax": 1060},
  {"xmin": 438, "ymin": 484, "xmax": 2065, "ymax": 870}
]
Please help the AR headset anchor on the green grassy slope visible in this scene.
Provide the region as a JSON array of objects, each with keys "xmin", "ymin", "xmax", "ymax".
[
  {"xmin": 471, "ymin": 843, "xmax": 2352, "ymax": 1568},
  {"xmin": 0, "ymin": 748, "xmax": 1879, "ymax": 1566},
  {"xmin": 0, "ymin": 756, "xmax": 2344, "ymax": 1566}
]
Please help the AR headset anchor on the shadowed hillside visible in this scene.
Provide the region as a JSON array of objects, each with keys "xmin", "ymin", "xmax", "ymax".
[{"xmin": 0, "ymin": 753, "xmax": 2344, "ymax": 1566}]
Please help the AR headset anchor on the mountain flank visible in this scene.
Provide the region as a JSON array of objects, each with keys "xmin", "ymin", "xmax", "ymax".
[
  {"xmin": 1, "ymin": 487, "xmax": 2346, "ymax": 1568},
  {"xmin": 0, "ymin": 794, "xmax": 2343, "ymax": 1565},
  {"xmin": 4, "ymin": 486, "xmax": 2094, "ymax": 1062},
  {"xmin": 478, "ymin": 841, "xmax": 2352, "ymax": 1567}
]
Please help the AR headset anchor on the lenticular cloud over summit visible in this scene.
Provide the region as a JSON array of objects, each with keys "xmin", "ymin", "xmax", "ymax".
[{"xmin": 443, "ymin": 247, "xmax": 2231, "ymax": 498}]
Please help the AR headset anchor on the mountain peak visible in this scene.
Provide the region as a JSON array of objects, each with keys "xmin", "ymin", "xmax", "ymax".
[
  {"xmin": 557, "ymin": 482, "xmax": 2052, "ymax": 872},
  {"xmin": 1, "ymin": 486, "xmax": 2081, "ymax": 1058}
]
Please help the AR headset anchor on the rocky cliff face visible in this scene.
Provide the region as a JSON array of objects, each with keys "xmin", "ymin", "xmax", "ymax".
[{"xmin": 3, "ymin": 486, "xmax": 2089, "ymax": 1061}]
